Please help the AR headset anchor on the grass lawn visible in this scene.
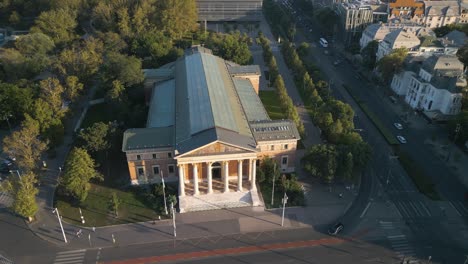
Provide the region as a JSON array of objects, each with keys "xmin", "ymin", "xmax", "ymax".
[
  {"xmin": 81, "ymin": 103, "xmax": 119, "ymax": 129},
  {"xmin": 55, "ymin": 183, "xmax": 165, "ymax": 227},
  {"xmin": 259, "ymin": 90, "xmax": 287, "ymax": 120},
  {"xmin": 394, "ymin": 149, "xmax": 440, "ymax": 200}
]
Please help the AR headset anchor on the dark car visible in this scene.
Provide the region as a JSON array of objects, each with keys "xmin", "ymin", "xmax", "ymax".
[
  {"xmin": 0, "ymin": 158, "xmax": 15, "ymax": 174},
  {"xmin": 328, "ymin": 222, "xmax": 344, "ymax": 235}
]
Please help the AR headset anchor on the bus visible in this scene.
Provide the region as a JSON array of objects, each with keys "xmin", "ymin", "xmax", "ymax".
[{"xmin": 319, "ymin": 38, "xmax": 328, "ymax": 48}]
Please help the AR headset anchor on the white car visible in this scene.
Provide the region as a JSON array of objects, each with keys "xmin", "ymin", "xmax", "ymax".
[
  {"xmin": 397, "ymin": 135, "xmax": 407, "ymax": 144},
  {"xmin": 393, "ymin": 123, "xmax": 403, "ymax": 130}
]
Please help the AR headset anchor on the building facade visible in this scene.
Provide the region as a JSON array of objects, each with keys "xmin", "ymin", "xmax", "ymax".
[
  {"xmin": 391, "ymin": 54, "xmax": 465, "ymax": 116},
  {"xmin": 196, "ymin": 0, "xmax": 263, "ymax": 21},
  {"xmin": 122, "ymin": 47, "xmax": 300, "ymax": 213},
  {"xmin": 422, "ymin": 1, "xmax": 460, "ymax": 28}
]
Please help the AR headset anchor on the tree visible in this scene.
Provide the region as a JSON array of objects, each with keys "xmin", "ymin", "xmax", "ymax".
[
  {"xmin": 55, "ymin": 37, "xmax": 104, "ymax": 82},
  {"xmin": 361, "ymin": 40, "xmax": 379, "ymax": 69},
  {"xmin": 0, "ymin": 82, "xmax": 34, "ymax": 123},
  {"xmin": 31, "ymin": 8, "xmax": 78, "ymax": 45},
  {"xmin": 0, "ymin": 48, "xmax": 46, "ymax": 81},
  {"xmin": 39, "ymin": 78, "xmax": 65, "ymax": 116},
  {"xmin": 2, "ymin": 117, "xmax": 48, "ymax": 172},
  {"xmin": 78, "ymin": 122, "xmax": 113, "ymax": 153},
  {"xmin": 297, "ymin": 42, "xmax": 309, "ymax": 57},
  {"xmin": 8, "ymin": 11, "xmax": 21, "ymax": 25},
  {"xmin": 377, "ymin": 48, "xmax": 408, "ymax": 83},
  {"xmin": 1, "ymin": 172, "xmax": 39, "ymax": 221},
  {"xmin": 102, "ymin": 52, "xmax": 144, "ymax": 86},
  {"xmin": 60, "ymin": 147, "xmax": 102, "ymax": 203},
  {"xmin": 314, "ymin": 7, "xmax": 338, "ymax": 36},
  {"xmin": 64, "ymin": 76, "xmax": 84, "ymax": 102},
  {"xmin": 15, "ymin": 33, "xmax": 55, "ymax": 56},
  {"xmin": 159, "ymin": 0, "xmax": 198, "ymax": 40},
  {"xmin": 456, "ymin": 43, "xmax": 468, "ymax": 68},
  {"xmin": 106, "ymin": 80, "xmax": 126, "ymax": 102},
  {"xmin": 110, "ymin": 192, "xmax": 120, "ymax": 217},
  {"xmin": 303, "ymin": 144, "xmax": 337, "ymax": 183}
]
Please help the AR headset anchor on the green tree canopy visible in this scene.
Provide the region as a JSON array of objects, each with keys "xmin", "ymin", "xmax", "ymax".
[
  {"xmin": 102, "ymin": 52, "xmax": 144, "ymax": 86},
  {"xmin": 159, "ymin": 0, "xmax": 198, "ymax": 40},
  {"xmin": 0, "ymin": 82, "xmax": 34, "ymax": 122},
  {"xmin": 303, "ymin": 144, "xmax": 337, "ymax": 183},
  {"xmin": 377, "ymin": 48, "xmax": 408, "ymax": 83},
  {"xmin": 61, "ymin": 147, "xmax": 102, "ymax": 202},
  {"xmin": 2, "ymin": 116, "xmax": 48, "ymax": 172},
  {"xmin": 456, "ymin": 43, "xmax": 468, "ymax": 68},
  {"xmin": 362, "ymin": 40, "xmax": 379, "ymax": 69},
  {"xmin": 31, "ymin": 8, "xmax": 78, "ymax": 45},
  {"xmin": 1, "ymin": 172, "xmax": 39, "ymax": 221},
  {"xmin": 15, "ymin": 33, "xmax": 55, "ymax": 56},
  {"xmin": 78, "ymin": 122, "xmax": 114, "ymax": 153}
]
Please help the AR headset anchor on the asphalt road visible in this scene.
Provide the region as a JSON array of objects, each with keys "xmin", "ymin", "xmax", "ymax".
[{"xmin": 285, "ymin": 1, "xmax": 468, "ymax": 263}]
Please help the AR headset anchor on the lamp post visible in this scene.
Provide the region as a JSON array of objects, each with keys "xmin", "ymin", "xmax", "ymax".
[
  {"xmin": 161, "ymin": 171, "xmax": 168, "ymax": 215},
  {"xmin": 52, "ymin": 208, "xmax": 68, "ymax": 243},
  {"xmin": 271, "ymin": 163, "xmax": 276, "ymax": 206},
  {"xmin": 281, "ymin": 192, "xmax": 288, "ymax": 227},
  {"xmin": 79, "ymin": 207, "xmax": 85, "ymax": 224},
  {"xmin": 171, "ymin": 202, "xmax": 176, "ymax": 237},
  {"xmin": 9, "ymin": 170, "xmax": 21, "ymax": 179}
]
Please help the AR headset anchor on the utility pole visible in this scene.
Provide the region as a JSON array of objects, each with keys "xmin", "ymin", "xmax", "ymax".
[
  {"xmin": 446, "ymin": 123, "xmax": 461, "ymax": 162},
  {"xmin": 281, "ymin": 192, "xmax": 288, "ymax": 227},
  {"xmin": 52, "ymin": 208, "xmax": 68, "ymax": 243},
  {"xmin": 271, "ymin": 163, "xmax": 276, "ymax": 206},
  {"xmin": 171, "ymin": 202, "xmax": 177, "ymax": 237},
  {"xmin": 162, "ymin": 171, "xmax": 168, "ymax": 215}
]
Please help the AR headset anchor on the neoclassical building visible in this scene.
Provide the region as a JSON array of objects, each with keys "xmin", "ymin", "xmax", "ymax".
[{"xmin": 122, "ymin": 46, "xmax": 300, "ymax": 212}]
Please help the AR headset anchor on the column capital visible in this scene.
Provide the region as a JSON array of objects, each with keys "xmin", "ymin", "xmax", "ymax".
[
  {"xmin": 237, "ymin": 159, "xmax": 244, "ymax": 163},
  {"xmin": 177, "ymin": 164, "xmax": 185, "ymax": 168},
  {"xmin": 206, "ymin": 161, "xmax": 213, "ymax": 166}
]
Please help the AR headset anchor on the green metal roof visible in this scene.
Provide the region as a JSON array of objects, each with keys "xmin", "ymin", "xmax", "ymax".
[
  {"xmin": 233, "ymin": 78, "xmax": 269, "ymax": 122},
  {"xmin": 122, "ymin": 127, "xmax": 174, "ymax": 151},
  {"xmin": 147, "ymin": 79, "xmax": 175, "ymax": 128}
]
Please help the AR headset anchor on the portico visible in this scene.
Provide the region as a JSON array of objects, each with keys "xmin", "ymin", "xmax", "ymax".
[{"xmin": 177, "ymin": 158, "xmax": 257, "ymax": 196}]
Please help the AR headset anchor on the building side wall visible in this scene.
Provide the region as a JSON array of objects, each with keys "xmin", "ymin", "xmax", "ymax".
[{"xmin": 197, "ymin": 0, "xmax": 263, "ymax": 21}]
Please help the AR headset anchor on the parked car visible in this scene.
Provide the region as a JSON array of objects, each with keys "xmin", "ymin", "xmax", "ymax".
[
  {"xmin": 328, "ymin": 222, "xmax": 344, "ymax": 235},
  {"xmin": 333, "ymin": 59, "xmax": 343, "ymax": 66},
  {"xmin": 393, "ymin": 123, "xmax": 403, "ymax": 130},
  {"xmin": 397, "ymin": 135, "xmax": 407, "ymax": 144}
]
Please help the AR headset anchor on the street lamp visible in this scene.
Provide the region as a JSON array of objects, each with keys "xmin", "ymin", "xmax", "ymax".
[
  {"xmin": 171, "ymin": 201, "xmax": 176, "ymax": 237},
  {"xmin": 161, "ymin": 171, "xmax": 168, "ymax": 215},
  {"xmin": 271, "ymin": 163, "xmax": 276, "ymax": 206},
  {"xmin": 52, "ymin": 208, "xmax": 68, "ymax": 243},
  {"xmin": 9, "ymin": 170, "xmax": 21, "ymax": 179},
  {"xmin": 281, "ymin": 192, "xmax": 288, "ymax": 227}
]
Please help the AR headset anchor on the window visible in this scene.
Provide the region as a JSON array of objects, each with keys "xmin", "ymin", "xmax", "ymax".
[
  {"xmin": 153, "ymin": 166, "xmax": 160, "ymax": 175},
  {"xmin": 284, "ymin": 144, "xmax": 289, "ymax": 150},
  {"xmin": 168, "ymin": 165, "xmax": 175, "ymax": 174},
  {"xmin": 167, "ymin": 152, "xmax": 172, "ymax": 158},
  {"xmin": 270, "ymin": 145, "xmax": 275, "ymax": 151},
  {"xmin": 137, "ymin": 167, "xmax": 145, "ymax": 176},
  {"xmin": 152, "ymin": 154, "xmax": 157, "ymax": 159},
  {"xmin": 136, "ymin": 155, "xmax": 141, "ymax": 160},
  {"xmin": 281, "ymin": 156, "xmax": 288, "ymax": 165}
]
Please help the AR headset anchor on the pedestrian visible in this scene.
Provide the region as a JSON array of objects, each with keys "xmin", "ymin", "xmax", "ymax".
[
  {"xmin": 339, "ymin": 193, "xmax": 343, "ymax": 198},
  {"xmin": 92, "ymin": 226, "xmax": 96, "ymax": 233},
  {"xmin": 77, "ymin": 229, "xmax": 83, "ymax": 238}
]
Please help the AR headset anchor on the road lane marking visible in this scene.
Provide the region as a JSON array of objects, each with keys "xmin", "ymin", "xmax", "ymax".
[
  {"xmin": 419, "ymin": 201, "xmax": 431, "ymax": 216},
  {"xmin": 449, "ymin": 202, "xmax": 462, "ymax": 216},
  {"xmin": 408, "ymin": 202, "xmax": 422, "ymax": 217},
  {"xmin": 360, "ymin": 202, "xmax": 371, "ymax": 218},
  {"xmin": 387, "ymin": 235, "xmax": 405, "ymax": 239}
]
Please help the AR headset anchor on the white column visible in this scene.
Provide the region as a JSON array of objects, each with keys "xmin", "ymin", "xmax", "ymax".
[
  {"xmin": 237, "ymin": 160, "xmax": 243, "ymax": 192},
  {"xmin": 193, "ymin": 163, "xmax": 199, "ymax": 195},
  {"xmin": 223, "ymin": 161, "xmax": 229, "ymax": 193},
  {"xmin": 250, "ymin": 159, "xmax": 257, "ymax": 191},
  {"xmin": 207, "ymin": 162, "xmax": 213, "ymax": 194},
  {"xmin": 178, "ymin": 164, "xmax": 185, "ymax": 197}
]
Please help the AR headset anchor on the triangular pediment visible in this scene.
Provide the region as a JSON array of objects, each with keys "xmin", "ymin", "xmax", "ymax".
[{"xmin": 177, "ymin": 141, "xmax": 256, "ymax": 158}]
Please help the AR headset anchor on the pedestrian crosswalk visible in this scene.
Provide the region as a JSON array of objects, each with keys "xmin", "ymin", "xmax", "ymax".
[
  {"xmin": 380, "ymin": 221, "xmax": 419, "ymax": 263},
  {"xmin": 449, "ymin": 201, "xmax": 468, "ymax": 217},
  {"xmin": 394, "ymin": 201, "xmax": 431, "ymax": 218},
  {"xmin": 53, "ymin": 249, "xmax": 86, "ymax": 264},
  {"xmin": 0, "ymin": 192, "xmax": 13, "ymax": 208}
]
